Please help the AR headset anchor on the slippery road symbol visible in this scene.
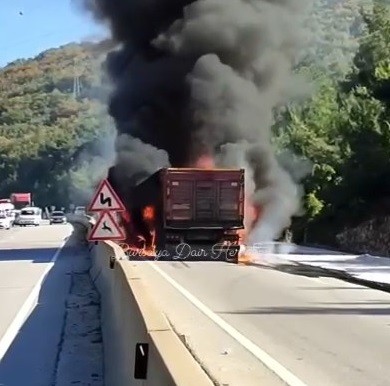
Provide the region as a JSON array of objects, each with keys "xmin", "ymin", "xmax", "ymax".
[{"xmin": 102, "ymin": 221, "xmax": 112, "ymax": 233}]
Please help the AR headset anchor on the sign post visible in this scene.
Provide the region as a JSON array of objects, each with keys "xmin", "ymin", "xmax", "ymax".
[{"xmin": 88, "ymin": 179, "xmax": 126, "ymax": 242}]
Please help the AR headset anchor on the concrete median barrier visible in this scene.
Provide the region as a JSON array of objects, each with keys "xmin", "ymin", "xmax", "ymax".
[
  {"xmin": 89, "ymin": 235, "xmax": 214, "ymax": 386},
  {"xmin": 66, "ymin": 214, "xmax": 93, "ymax": 245}
]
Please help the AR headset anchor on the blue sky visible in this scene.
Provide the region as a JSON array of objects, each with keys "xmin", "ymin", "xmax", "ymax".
[{"xmin": 0, "ymin": 0, "xmax": 108, "ymax": 67}]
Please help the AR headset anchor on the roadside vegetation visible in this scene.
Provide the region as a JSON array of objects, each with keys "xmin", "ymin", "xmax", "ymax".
[
  {"xmin": 279, "ymin": 2, "xmax": 390, "ymax": 244},
  {"xmin": 0, "ymin": 41, "xmax": 113, "ymax": 206}
]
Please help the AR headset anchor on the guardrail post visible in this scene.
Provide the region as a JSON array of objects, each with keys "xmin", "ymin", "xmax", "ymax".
[
  {"xmin": 134, "ymin": 343, "xmax": 149, "ymax": 380},
  {"xmin": 109, "ymin": 255, "xmax": 115, "ymax": 269}
]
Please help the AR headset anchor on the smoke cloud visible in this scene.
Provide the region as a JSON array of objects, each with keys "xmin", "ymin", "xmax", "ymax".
[
  {"xmin": 115, "ymin": 134, "xmax": 171, "ymax": 185},
  {"xmin": 82, "ymin": 0, "xmax": 310, "ymax": 242},
  {"xmin": 68, "ymin": 129, "xmax": 116, "ymax": 205}
]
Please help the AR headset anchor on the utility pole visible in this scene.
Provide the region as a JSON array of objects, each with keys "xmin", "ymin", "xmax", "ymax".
[
  {"xmin": 72, "ymin": 58, "xmax": 81, "ymax": 99},
  {"xmin": 73, "ymin": 75, "xmax": 81, "ymax": 99}
]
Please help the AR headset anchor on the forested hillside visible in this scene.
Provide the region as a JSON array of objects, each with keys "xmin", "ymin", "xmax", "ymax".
[
  {"xmin": 0, "ymin": 41, "xmax": 114, "ymax": 206},
  {"xmin": 279, "ymin": 2, "xmax": 390, "ymax": 245},
  {"xmin": 304, "ymin": 0, "xmax": 373, "ymax": 77},
  {"xmin": 0, "ymin": 1, "xmax": 388, "ymax": 248}
]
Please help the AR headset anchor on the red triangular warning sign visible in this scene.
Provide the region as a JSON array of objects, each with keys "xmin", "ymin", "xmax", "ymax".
[
  {"xmin": 88, "ymin": 179, "xmax": 126, "ymax": 212},
  {"xmin": 89, "ymin": 211, "xmax": 126, "ymax": 241}
]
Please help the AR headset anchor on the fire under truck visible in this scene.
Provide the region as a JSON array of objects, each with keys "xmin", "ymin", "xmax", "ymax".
[{"xmin": 108, "ymin": 167, "xmax": 245, "ymax": 263}]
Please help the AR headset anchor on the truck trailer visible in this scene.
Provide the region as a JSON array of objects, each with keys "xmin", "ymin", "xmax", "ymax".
[
  {"xmin": 108, "ymin": 167, "xmax": 245, "ymax": 262},
  {"xmin": 10, "ymin": 193, "xmax": 32, "ymax": 210}
]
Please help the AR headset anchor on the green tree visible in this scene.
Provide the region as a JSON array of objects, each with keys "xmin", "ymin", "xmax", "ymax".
[
  {"xmin": 274, "ymin": 72, "xmax": 344, "ymax": 223},
  {"xmin": 274, "ymin": 2, "xmax": 390, "ymax": 243},
  {"xmin": 343, "ymin": 2, "xmax": 390, "ymax": 101},
  {"xmin": 335, "ymin": 2, "xmax": 390, "ymax": 217},
  {"xmin": 0, "ymin": 41, "xmax": 112, "ymax": 207}
]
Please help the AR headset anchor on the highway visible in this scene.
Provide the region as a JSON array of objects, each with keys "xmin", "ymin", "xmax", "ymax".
[
  {"xmin": 0, "ymin": 222, "xmax": 73, "ymax": 386},
  {"xmin": 132, "ymin": 259, "xmax": 390, "ymax": 386},
  {"xmin": 3, "ymin": 221, "xmax": 390, "ymax": 386}
]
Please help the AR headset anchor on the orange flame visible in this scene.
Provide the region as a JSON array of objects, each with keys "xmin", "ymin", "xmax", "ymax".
[
  {"xmin": 143, "ymin": 206, "xmax": 155, "ymax": 221},
  {"xmin": 122, "ymin": 210, "xmax": 131, "ymax": 223},
  {"xmin": 195, "ymin": 155, "xmax": 215, "ymax": 169},
  {"xmin": 117, "ymin": 205, "xmax": 157, "ymax": 259},
  {"xmin": 247, "ymin": 203, "xmax": 262, "ymax": 234},
  {"xmin": 115, "ymin": 156, "xmax": 265, "ymax": 265},
  {"xmin": 238, "ymin": 199, "xmax": 263, "ymax": 264}
]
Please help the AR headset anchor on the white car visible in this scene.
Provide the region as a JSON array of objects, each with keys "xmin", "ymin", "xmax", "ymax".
[
  {"xmin": 49, "ymin": 211, "xmax": 67, "ymax": 225},
  {"xmin": 15, "ymin": 207, "xmax": 41, "ymax": 226},
  {"xmin": 74, "ymin": 206, "xmax": 86, "ymax": 216},
  {"xmin": 0, "ymin": 215, "xmax": 12, "ymax": 230}
]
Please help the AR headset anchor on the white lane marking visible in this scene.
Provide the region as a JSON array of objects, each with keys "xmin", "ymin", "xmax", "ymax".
[
  {"xmin": 148, "ymin": 262, "xmax": 308, "ymax": 386},
  {"xmin": 0, "ymin": 260, "xmax": 34, "ymax": 264},
  {"xmin": 0, "ymin": 237, "xmax": 68, "ymax": 361}
]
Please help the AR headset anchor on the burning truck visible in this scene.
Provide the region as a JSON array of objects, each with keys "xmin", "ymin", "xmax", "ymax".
[
  {"xmin": 107, "ymin": 166, "xmax": 245, "ymax": 262},
  {"xmin": 83, "ymin": 0, "xmax": 307, "ymax": 261}
]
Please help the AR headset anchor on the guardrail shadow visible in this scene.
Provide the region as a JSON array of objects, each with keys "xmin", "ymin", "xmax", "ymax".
[{"xmin": 0, "ymin": 224, "xmax": 94, "ymax": 386}]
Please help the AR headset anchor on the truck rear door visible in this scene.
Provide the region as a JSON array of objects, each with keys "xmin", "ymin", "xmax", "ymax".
[
  {"xmin": 216, "ymin": 178, "xmax": 243, "ymax": 222},
  {"xmin": 164, "ymin": 169, "xmax": 244, "ymax": 228},
  {"xmin": 194, "ymin": 179, "xmax": 215, "ymax": 221}
]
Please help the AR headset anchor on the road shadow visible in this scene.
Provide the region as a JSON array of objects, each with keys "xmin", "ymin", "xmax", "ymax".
[
  {"xmin": 246, "ymin": 243, "xmax": 348, "ymax": 256},
  {"xmin": 296, "ymin": 286, "xmax": 369, "ymax": 291},
  {"xmin": 0, "ymin": 226, "xmax": 91, "ymax": 386},
  {"xmin": 315, "ymin": 301, "xmax": 390, "ymax": 305},
  {"xmin": 251, "ymin": 262, "xmax": 338, "ymax": 279},
  {"xmin": 295, "ymin": 255, "xmax": 390, "ymax": 268},
  {"xmin": 251, "ymin": 262, "xmax": 390, "ymax": 293},
  {"xmin": 219, "ymin": 305, "xmax": 390, "ymax": 316}
]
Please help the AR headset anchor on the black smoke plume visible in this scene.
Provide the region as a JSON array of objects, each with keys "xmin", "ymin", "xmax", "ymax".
[{"xmin": 83, "ymin": 0, "xmax": 309, "ymax": 242}]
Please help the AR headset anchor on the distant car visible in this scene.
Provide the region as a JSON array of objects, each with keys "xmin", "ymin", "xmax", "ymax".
[
  {"xmin": 50, "ymin": 211, "xmax": 67, "ymax": 225},
  {"xmin": 74, "ymin": 206, "xmax": 86, "ymax": 216},
  {"xmin": 0, "ymin": 213, "xmax": 12, "ymax": 230}
]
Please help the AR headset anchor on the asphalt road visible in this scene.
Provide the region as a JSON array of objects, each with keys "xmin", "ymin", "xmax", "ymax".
[
  {"xmin": 133, "ymin": 259, "xmax": 390, "ymax": 386},
  {"xmin": 0, "ymin": 222, "xmax": 74, "ymax": 386}
]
